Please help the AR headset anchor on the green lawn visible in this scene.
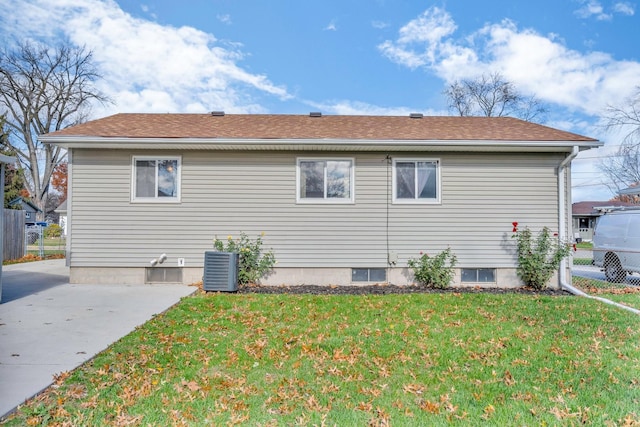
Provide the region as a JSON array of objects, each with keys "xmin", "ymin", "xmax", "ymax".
[
  {"xmin": 573, "ymin": 276, "xmax": 640, "ymax": 311},
  {"xmin": 3, "ymin": 292, "xmax": 639, "ymax": 426},
  {"xmin": 575, "ymin": 241, "xmax": 593, "ymax": 249}
]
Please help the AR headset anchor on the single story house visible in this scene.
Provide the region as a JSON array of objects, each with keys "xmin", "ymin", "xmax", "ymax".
[
  {"xmin": 40, "ymin": 113, "xmax": 601, "ymax": 288},
  {"xmin": 572, "ymin": 200, "xmax": 637, "ymax": 242},
  {"xmin": 619, "ymin": 185, "xmax": 640, "ymax": 202},
  {"xmin": 8, "ymin": 197, "xmax": 42, "ymax": 225}
]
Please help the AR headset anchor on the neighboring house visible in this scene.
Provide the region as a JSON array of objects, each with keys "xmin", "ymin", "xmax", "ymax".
[
  {"xmin": 40, "ymin": 113, "xmax": 602, "ymax": 288},
  {"xmin": 8, "ymin": 197, "xmax": 42, "ymax": 225},
  {"xmin": 618, "ymin": 185, "xmax": 640, "ymax": 203},
  {"xmin": 572, "ymin": 200, "xmax": 637, "ymax": 242}
]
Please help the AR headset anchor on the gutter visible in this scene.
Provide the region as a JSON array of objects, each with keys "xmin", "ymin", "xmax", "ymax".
[
  {"xmin": 39, "ymin": 135, "xmax": 604, "ymax": 151},
  {"xmin": 557, "ymin": 147, "xmax": 640, "ymax": 315}
]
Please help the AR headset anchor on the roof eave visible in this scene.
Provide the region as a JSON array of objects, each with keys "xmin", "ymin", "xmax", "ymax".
[
  {"xmin": 619, "ymin": 187, "xmax": 640, "ymax": 195},
  {"xmin": 40, "ymin": 136, "xmax": 603, "ymax": 152},
  {"xmin": 0, "ymin": 154, "xmax": 16, "ymax": 163}
]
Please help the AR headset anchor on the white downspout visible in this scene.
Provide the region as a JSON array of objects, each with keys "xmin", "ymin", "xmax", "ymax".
[{"xmin": 557, "ymin": 146, "xmax": 640, "ymax": 315}]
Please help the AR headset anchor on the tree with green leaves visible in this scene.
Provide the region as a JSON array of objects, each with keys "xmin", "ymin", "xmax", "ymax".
[{"xmin": 0, "ymin": 41, "xmax": 108, "ymax": 219}]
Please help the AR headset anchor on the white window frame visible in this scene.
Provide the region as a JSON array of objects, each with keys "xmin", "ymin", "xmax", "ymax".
[
  {"xmin": 296, "ymin": 157, "xmax": 355, "ymax": 204},
  {"xmin": 461, "ymin": 268, "xmax": 497, "ymax": 283},
  {"xmin": 352, "ymin": 268, "xmax": 387, "ymax": 283},
  {"xmin": 131, "ymin": 155, "xmax": 182, "ymax": 203},
  {"xmin": 392, "ymin": 158, "xmax": 441, "ymax": 204}
]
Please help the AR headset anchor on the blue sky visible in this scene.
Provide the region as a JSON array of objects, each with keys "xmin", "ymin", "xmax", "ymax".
[{"xmin": 2, "ymin": 0, "xmax": 639, "ymax": 201}]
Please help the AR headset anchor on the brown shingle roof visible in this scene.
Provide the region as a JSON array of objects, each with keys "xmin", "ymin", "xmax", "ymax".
[
  {"xmin": 572, "ymin": 200, "xmax": 637, "ymax": 215},
  {"xmin": 45, "ymin": 113, "xmax": 598, "ymax": 142}
]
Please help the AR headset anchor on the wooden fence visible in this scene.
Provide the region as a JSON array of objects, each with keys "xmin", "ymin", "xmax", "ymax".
[{"xmin": 4, "ymin": 209, "xmax": 25, "ymax": 261}]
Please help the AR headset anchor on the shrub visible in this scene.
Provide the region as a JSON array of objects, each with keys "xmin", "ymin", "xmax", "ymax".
[
  {"xmin": 44, "ymin": 224, "xmax": 62, "ymax": 239},
  {"xmin": 213, "ymin": 232, "xmax": 276, "ymax": 285},
  {"xmin": 511, "ymin": 222, "xmax": 572, "ymax": 290},
  {"xmin": 407, "ymin": 248, "xmax": 457, "ymax": 289}
]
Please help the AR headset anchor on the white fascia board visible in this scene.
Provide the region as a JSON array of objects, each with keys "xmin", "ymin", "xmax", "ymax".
[
  {"xmin": 0, "ymin": 154, "xmax": 16, "ymax": 163},
  {"xmin": 40, "ymin": 136, "xmax": 603, "ymax": 152}
]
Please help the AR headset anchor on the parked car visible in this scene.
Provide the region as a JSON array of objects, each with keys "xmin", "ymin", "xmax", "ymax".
[{"xmin": 593, "ymin": 209, "xmax": 640, "ymax": 282}]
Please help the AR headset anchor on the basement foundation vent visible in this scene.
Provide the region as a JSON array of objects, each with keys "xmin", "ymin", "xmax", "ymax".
[
  {"xmin": 145, "ymin": 267, "xmax": 183, "ymax": 284},
  {"xmin": 203, "ymin": 251, "xmax": 239, "ymax": 292}
]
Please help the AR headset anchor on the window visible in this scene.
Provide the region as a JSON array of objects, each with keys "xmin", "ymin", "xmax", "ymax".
[
  {"xmin": 461, "ymin": 268, "xmax": 496, "ymax": 283},
  {"xmin": 578, "ymin": 217, "xmax": 594, "ymax": 229},
  {"xmin": 297, "ymin": 158, "xmax": 354, "ymax": 202},
  {"xmin": 628, "ymin": 215, "xmax": 640, "ymax": 238},
  {"xmin": 132, "ymin": 156, "xmax": 181, "ymax": 202},
  {"xmin": 352, "ymin": 268, "xmax": 387, "ymax": 282},
  {"xmin": 393, "ymin": 159, "xmax": 440, "ymax": 203}
]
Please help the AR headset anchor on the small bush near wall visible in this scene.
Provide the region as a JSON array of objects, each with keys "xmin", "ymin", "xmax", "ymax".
[
  {"xmin": 407, "ymin": 248, "xmax": 457, "ymax": 289},
  {"xmin": 511, "ymin": 222, "xmax": 572, "ymax": 290},
  {"xmin": 213, "ymin": 232, "xmax": 276, "ymax": 285}
]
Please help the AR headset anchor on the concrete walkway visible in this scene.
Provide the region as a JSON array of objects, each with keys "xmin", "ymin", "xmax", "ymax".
[{"xmin": 0, "ymin": 259, "xmax": 196, "ymax": 419}]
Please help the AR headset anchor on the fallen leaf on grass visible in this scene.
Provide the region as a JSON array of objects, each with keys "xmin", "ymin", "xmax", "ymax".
[
  {"xmin": 482, "ymin": 404, "xmax": 495, "ymax": 420},
  {"xmin": 66, "ymin": 384, "xmax": 87, "ymax": 399},
  {"xmin": 402, "ymin": 383, "xmax": 425, "ymax": 395},
  {"xmin": 419, "ymin": 399, "xmax": 440, "ymax": 414},
  {"xmin": 503, "ymin": 370, "xmax": 516, "ymax": 386},
  {"xmin": 620, "ymin": 413, "xmax": 640, "ymax": 426},
  {"xmin": 53, "ymin": 371, "xmax": 70, "ymax": 384}
]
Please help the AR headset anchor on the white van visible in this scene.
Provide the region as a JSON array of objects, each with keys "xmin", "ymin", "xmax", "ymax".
[{"xmin": 593, "ymin": 209, "xmax": 640, "ymax": 282}]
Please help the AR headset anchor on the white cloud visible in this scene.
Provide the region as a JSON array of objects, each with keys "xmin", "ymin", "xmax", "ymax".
[
  {"xmin": 378, "ymin": 7, "xmax": 476, "ymax": 71},
  {"xmin": 307, "ymin": 100, "xmax": 445, "ymax": 116},
  {"xmin": 574, "ymin": 0, "xmax": 635, "ymax": 19},
  {"xmin": 216, "ymin": 14, "xmax": 232, "ymax": 25},
  {"xmin": 396, "ymin": 7, "xmax": 457, "ymax": 44},
  {"xmin": 0, "ymin": 0, "xmax": 290, "ymax": 117},
  {"xmin": 613, "ymin": 1, "xmax": 635, "ymax": 15},
  {"xmin": 574, "ymin": 1, "xmax": 612, "ymax": 20},
  {"xmin": 324, "ymin": 20, "xmax": 337, "ymax": 31},
  {"xmin": 378, "ymin": 6, "xmax": 640, "ymax": 116},
  {"xmin": 371, "ymin": 20, "xmax": 389, "ymax": 29},
  {"xmin": 378, "ymin": 40, "xmax": 428, "ymax": 69}
]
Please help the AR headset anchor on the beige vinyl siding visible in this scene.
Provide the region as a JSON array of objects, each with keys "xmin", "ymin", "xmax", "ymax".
[
  {"xmin": 389, "ymin": 153, "xmax": 562, "ymax": 268},
  {"xmin": 69, "ymin": 149, "xmax": 561, "ymax": 269}
]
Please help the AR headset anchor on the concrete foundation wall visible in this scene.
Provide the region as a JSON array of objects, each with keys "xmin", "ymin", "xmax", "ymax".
[
  {"xmin": 70, "ymin": 267, "xmax": 145, "ymax": 285},
  {"xmin": 70, "ymin": 266, "xmax": 545, "ymax": 288}
]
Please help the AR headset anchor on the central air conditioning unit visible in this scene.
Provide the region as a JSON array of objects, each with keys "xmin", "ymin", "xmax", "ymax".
[{"xmin": 203, "ymin": 251, "xmax": 239, "ymax": 292}]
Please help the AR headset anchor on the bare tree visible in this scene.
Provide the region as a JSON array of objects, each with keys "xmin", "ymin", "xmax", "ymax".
[
  {"xmin": 0, "ymin": 41, "xmax": 109, "ymax": 219},
  {"xmin": 599, "ymin": 86, "xmax": 640, "ymax": 195},
  {"xmin": 599, "ymin": 142, "xmax": 640, "ymax": 194},
  {"xmin": 603, "ymin": 86, "xmax": 640, "ymax": 142},
  {"xmin": 443, "ymin": 72, "xmax": 547, "ymax": 122}
]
